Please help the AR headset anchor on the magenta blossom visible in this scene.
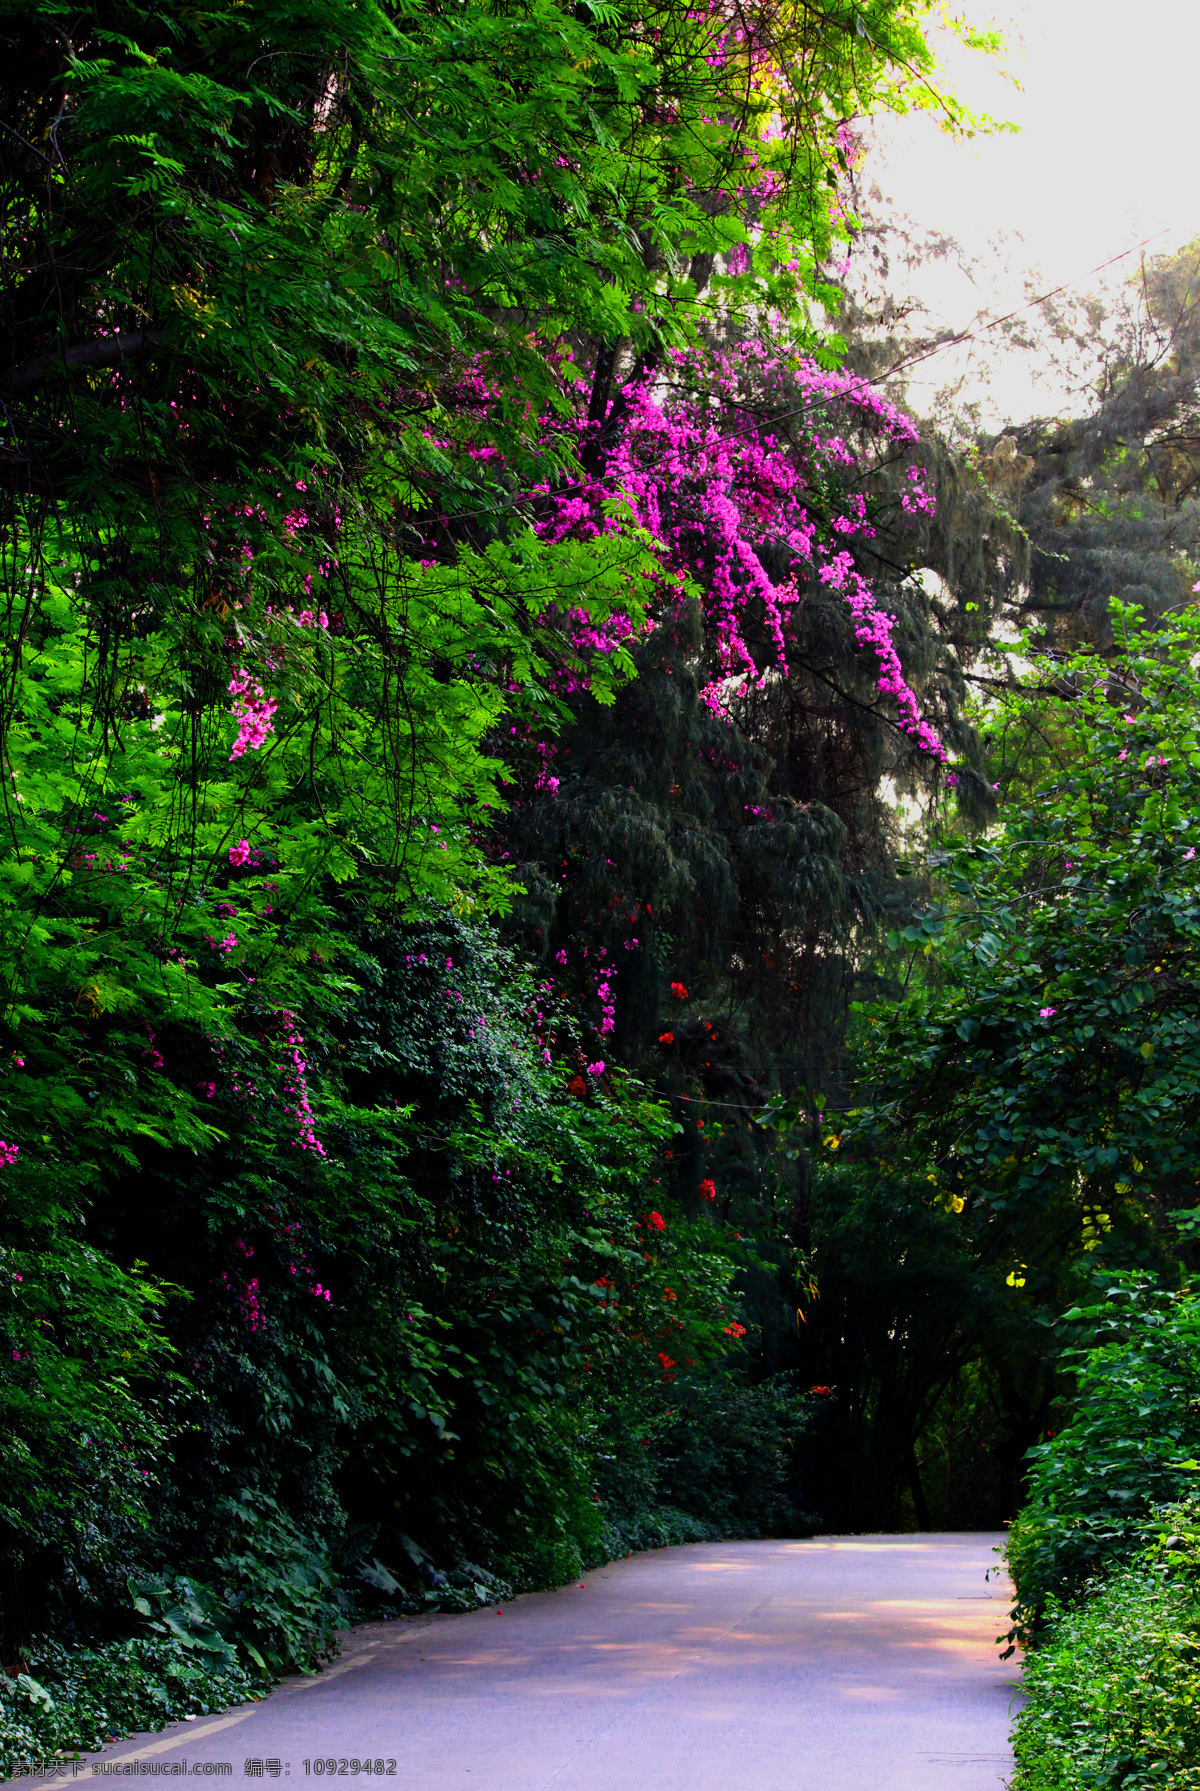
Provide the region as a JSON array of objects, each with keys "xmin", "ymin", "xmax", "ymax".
[{"xmin": 531, "ymin": 340, "xmax": 944, "ymax": 757}]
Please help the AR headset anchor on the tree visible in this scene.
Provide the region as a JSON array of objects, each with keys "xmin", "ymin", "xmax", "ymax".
[
  {"xmin": 812, "ymin": 601, "xmax": 1200, "ymax": 1523},
  {"xmin": 0, "ymin": 0, "xmax": 998, "ymax": 1663},
  {"xmin": 997, "ymin": 239, "xmax": 1200, "ymax": 638}
]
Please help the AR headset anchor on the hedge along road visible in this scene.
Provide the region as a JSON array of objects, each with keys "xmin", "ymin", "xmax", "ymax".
[{"xmin": 46, "ymin": 1535, "xmax": 1020, "ymax": 1791}]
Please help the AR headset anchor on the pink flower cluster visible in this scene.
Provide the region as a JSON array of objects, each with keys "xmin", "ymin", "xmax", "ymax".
[
  {"xmin": 228, "ymin": 668, "xmax": 277, "ymax": 759},
  {"xmin": 276, "ymin": 1008, "xmax": 326, "ymax": 1156},
  {"xmin": 534, "ymin": 340, "xmax": 943, "ymax": 757},
  {"xmin": 591, "ymin": 951, "xmax": 616, "ymax": 1035},
  {"xmin": 240, "ymin": 1277, "xmax": 265, "ymax": 1331},
  {"xmin": 0, "ymin": 1139, "xmax": 18, "ymax": 1166},
  {"xmin": 217, "ymin": 1266, "xmax": 265, "ymax": 1331}
]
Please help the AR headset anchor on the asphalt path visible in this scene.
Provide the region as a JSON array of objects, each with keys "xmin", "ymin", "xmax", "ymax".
[{"xmin": 43, "ymin": 1534, "xmax": 1019, "ymax": 1791}]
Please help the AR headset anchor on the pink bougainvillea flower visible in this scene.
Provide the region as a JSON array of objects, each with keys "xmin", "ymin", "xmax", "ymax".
[
  {"xmin": 228, "ymin": 669, "xmax": 277, "ymax": 759},
  {"xmin": 531, "ymin": 341, "xmax": 943, "ymax": 757}
]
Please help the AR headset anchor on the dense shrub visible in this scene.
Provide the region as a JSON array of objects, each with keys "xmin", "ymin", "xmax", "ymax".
[
  {"xmin": 3, "ymin": 904, "xmax": 786, "ymax": 1677},
  {"xmin": 655, "ymin": 1378, "xmax": 811, "ymax": 1536},
  {"xmin": 1008, "ymin": 1283, "xmax": 1200, "ymax": 1787},
  {"xmin": 1013, "ymin": 1506, "xmax": 1200, "ymax": 1790},
  {"xmin": 1006, "ymin": 1277, "xmax": 1200, "ymax": 1632},
  {"xmin": 0, "ymin": 1636, "xmax": 259, "ymax": 1776}
]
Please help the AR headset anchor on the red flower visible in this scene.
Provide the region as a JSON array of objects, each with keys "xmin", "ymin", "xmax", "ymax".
[
  {"xmin": 699, "ymin": 1178, "xmax": 716, "ymax": 1200},
  {"xmin": 646, "ymin": 1211, "xmax": 666, "ymax": 1231},
  {"xmin": 658, "ymin": 1031, "xmax": 674, "ymax": 1044},
  {"xmin": 670, "ymin": 982, "xmax": 689, "ymax": 999},
  {"xmin": 807, "ymin": 1384, "xmax": 832, "ymax": 1396},
  {"xmin": 724, "ymin": 1321, "xmax": 747, "ymax": 1338}
]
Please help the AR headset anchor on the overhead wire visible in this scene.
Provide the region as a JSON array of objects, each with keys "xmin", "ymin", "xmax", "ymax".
[{"xmin": 873, "ymin": 226, "xmax": 1175, "ymax": 385}]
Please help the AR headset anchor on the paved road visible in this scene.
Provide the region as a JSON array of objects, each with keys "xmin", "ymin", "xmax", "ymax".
[{"xmin": 47, "ymin": 1534, "xmax": 1019, "ymax": 1791}]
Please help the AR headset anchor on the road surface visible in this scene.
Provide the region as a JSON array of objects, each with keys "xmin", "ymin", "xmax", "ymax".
[{"xmin": 43, "ymin": 1534, "xmax": 1019, "ymax": 1791}]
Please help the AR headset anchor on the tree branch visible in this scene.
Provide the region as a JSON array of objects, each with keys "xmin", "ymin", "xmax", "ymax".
[{"xmin": 5, "ymin": 329, "xmax": 167, "ymax": 395}]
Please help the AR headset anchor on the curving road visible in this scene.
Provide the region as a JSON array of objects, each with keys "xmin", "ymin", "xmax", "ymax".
[{"xmin": 45, "ymin": 1534, "xmax": 1019, "ymax": 1791}]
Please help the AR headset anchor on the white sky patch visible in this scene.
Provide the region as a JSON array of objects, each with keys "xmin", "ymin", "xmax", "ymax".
[{"xmin": 863, "ymin": 0, "xmax": 1200, "ymax": 426}]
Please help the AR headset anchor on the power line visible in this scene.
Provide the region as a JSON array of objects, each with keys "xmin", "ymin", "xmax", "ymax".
[{"xmin": 877, "ymin": 226, "xmax": 1175, "ymax": 383}]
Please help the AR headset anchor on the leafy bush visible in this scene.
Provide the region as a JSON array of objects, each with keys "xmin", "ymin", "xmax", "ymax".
[
  {"xmin": 1007, "ymin": 1276, "xmax": 1200, "ymax": 1630},
  {"xmin": 0, "ymin": 1637, "xmax": 258, "ymax": 1777},
  {"xmin": 208, "ymin": 1492, "xmax": 343, "ymax": 1675},
  {"xmin": 656, "ymin": 1377, "xmax": 811, "ymax": 1536},
  {"xmin": 1013, "ymin": 1507, "xmax": 1200, "ymax": 1790},
  {"xmin": 597, "ymin": 1507, "xmax": 720, "ymax": 1559}
]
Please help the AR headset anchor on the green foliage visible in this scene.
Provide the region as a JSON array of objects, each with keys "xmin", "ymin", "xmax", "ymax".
[
  {"xmin": 0, "ymin": 1635, "xmax": 258, "ymax": 1777},
  {"xmin": 806, "ymin": 601, "xmax": 1200, "ymax": 1528},
  {"xmin": 0, "ymin": 0, "xmax": 955, "ymax": 928},
  {"xmin": 206, "ymin": 1492, "xmax": 342, "ymax": 1675},
  {"xmin": 1012, "ymin": 1510, "xmax": 1200, "ymax": 1791},
  {"xmin": 0, "ymin": 0, "xmax": 997, "ymax": 1683},
  {"xmin": 655, "ymin": 1376, "xmax": 810, "ymax": 1535},
  {"xmin": 2, "ymin": 903, "xmax": 765, "ymax": 1660},
  {"xmin": 0, "ymin": 1240, "xmax": 173, "ymax": 1587},
  {"xmin": 862, "ymin": 601, "xmax": 1200, "ymax": 1264},
  {"xmin": 1007, "ymin": 1277, "xmax": 1200, "ymax": 1632}
]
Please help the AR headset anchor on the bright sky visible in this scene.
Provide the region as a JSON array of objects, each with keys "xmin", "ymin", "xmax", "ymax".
[{"xmin": 864, "ymin": 0, "xmax": 1200, "ymax": 425}]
